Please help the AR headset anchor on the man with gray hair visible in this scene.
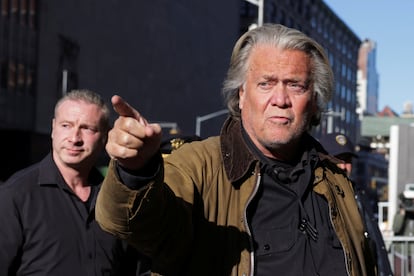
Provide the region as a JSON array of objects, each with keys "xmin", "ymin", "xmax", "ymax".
[{"xmin": 96, "ymin": 24, "xmax": 376, "ymax": 275}]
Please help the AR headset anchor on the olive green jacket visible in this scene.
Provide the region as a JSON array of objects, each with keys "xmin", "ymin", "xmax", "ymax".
[{"xmin": 96, "ymin": 118, "xmax": 376, "ymax": 276}]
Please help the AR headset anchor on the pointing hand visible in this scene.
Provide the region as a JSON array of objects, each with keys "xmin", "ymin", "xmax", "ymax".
[{"xmin": 106, "ymin": 95, "xmax": 162, "ymax": 170}]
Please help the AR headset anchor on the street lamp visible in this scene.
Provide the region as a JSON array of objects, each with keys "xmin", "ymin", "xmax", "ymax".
[
  {"xmin": 195, "ymin": 109, "xmax": 228, "ymax": 137},
  {"xmin": 323, "ymin": 108, "xmax": 345, "ymax": 133},
  {"xmin": 244, "ymin": 0, "xmax": 264, "ymax": 27}
]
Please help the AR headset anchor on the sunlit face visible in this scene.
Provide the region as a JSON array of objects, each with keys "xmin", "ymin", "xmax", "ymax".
[
  {"xmin": 336, "ymin": 153, "xmax": 354, "ymax": 176},
  {"xmin": 239, "ymin": 45, "xmax": 318, "ymax": 160},
  {"xmin": 51, "ymin": 100, "xmax": 106, "ymax": 171},
  {"xmin": 337, "ymin": 162, "xmax": 352, "ymax": 176}
]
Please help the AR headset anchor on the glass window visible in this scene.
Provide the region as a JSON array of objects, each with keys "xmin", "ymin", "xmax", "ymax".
[
  {"xmin": 29, "ymin": 0, "xmax": 36, "ymax": 29},
  {"xmin": 8, "ymin": 61, "xmax": 16, "ymax": 89},
  {"xmin": 1, "ymin": 0, "xmax": 9, "ymax": 16},
  {"xmin": 17, "ymin": 63, "xmax": 25, "ymax": 88},
  {"xmin": 20, "ymin": 0, "xmax": 27, "ymax": 25},
  {"xmin": 0, "ymin": 60, "xmax": 8, "ymax": 88},
  {"xmin": 27, "ymin": 67, "xmax": 35, "ymax": 94},
  {"xmin": 11, "ymin": 0, "xmax": 17, "ymax": 14}
]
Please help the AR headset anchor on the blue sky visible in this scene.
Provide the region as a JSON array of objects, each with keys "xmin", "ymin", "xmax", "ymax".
[{"xmin": 323, "ymin": 0, "xmax": 414, "ymax": 115}]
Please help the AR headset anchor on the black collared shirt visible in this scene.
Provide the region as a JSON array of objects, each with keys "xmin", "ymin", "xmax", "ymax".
[
  {"xmin": 0, "ymin": 153, "xmax": 149, "ymax": 276},
  {"xmin": 243, "ymin": 129, "xmax": 348, "ymax": 276}
]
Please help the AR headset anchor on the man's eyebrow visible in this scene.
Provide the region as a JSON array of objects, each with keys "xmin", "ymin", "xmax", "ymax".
[
  {"xmin": 261, "ymin": 74, "xmax": 309, "ymax": 82},
  {"xmin": 261, "ymin": 74, "xmax": 278, "ymax": 81}
]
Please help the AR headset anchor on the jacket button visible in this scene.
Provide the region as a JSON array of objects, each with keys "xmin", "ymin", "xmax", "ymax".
[{"xmin": 264, "ymin": 244, "xmax": 270, "ymax": 251}]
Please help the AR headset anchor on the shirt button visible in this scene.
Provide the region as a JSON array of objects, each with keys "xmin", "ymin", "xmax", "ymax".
[{"xmin": 263, "ymin": 244, "xmax": 270, "ymax": 251}]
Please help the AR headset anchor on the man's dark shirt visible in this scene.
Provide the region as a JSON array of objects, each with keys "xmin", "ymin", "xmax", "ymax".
[
  {"xmin": 0, "ymin": 153, "xmax": 149, "ymax": 276},
  {"xmin": 243, "ymin": 130, "xmax": 348, "ymax": 276}
]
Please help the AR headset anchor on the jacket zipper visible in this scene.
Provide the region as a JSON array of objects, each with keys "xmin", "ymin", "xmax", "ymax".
[{"xmin": 243, "ymin": 172, "xmax": 261, "ymax": 276}]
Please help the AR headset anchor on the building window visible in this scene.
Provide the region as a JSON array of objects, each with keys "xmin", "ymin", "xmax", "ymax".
[
  {"xmin": 20, "ymin": 0, "xmax": 27, "ymax": 26},
  {"xmin": 0, "ymin": 60, "xmax": 8, "ymax": 88},
  {"xmin": 11, "ymin": 0, "xmax": 17, "ymax": 15},
  {"xmin": 17, "ymin": 63, "xmax": 25, "ymax": 88},
  {"xmin": 29, "ymin": 0, "xmax": 35, "ymax": 29},
  {"xmin": 8, "ymin": 60, "xmax": 16, "ymax": 89},
  {"xmin": 26, "ymin": 66, "xmax": 35, "ymax": 94},
  {"xmin": 1, "ymin": 0, "xmax": 9, "ymax": 16}
]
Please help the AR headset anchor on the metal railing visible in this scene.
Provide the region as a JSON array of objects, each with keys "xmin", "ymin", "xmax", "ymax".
[{"xmin": 384, "ymin": 236, "xmax": 414, "ymax": 276}]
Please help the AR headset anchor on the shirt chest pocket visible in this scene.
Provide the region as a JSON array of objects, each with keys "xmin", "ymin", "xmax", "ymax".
[{"xmin": 254, "ymin": 220, "xmax": 298, "ymax": 256}]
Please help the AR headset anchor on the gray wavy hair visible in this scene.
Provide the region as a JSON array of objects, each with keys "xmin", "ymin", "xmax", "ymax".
[{"xmin": 222, "ymin": 24, "xmax": 334, "ymax": 127}]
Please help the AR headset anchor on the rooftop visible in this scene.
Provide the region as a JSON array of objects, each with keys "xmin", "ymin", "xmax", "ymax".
[{"xmin": 361, "ymin": 116, "xmax": 414, "ymax": 137}]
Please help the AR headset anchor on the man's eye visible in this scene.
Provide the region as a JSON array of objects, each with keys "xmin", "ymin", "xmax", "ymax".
[
  {"xmin": 83, "ymin": 127, "xmax": 98, "ymax": 134},
  {"xmin": 287, "ymin": 82, "xmax": 307, "ymax": 93},
  {"xmin": 258, "ymin": 82, "xmax": 272, "ymax": 90}
]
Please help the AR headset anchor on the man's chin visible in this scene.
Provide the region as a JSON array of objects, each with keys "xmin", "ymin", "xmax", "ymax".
[
  {"xmin": 262, "ymin": 133, "xmax": 290, "ymax": 147},
  {"xmin": 62, "ymin": 155, "xmax": 84, "ymax": 165}
]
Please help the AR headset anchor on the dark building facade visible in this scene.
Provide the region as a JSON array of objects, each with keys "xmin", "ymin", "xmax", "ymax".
[
  {"xmin": 0, "ymin": 0, "xmax": 239, "ymax": 180},
  {"xmin": 0, "ymin": 0, "xmax": 37, "ymax": 131},
  {"xmin": 34, "ymin": 0, "xmax": 239, "ymax": 136},
  {"xmin": 0, "ymin": 0, "xmax": 361, "ymax": 181},
  {"xmin": 0, "ymin": 0, "xmax": 42, "ymax": 181}
]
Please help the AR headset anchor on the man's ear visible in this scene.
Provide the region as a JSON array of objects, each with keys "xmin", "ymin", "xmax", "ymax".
[
  {"xmin": 51, "ymin": 118, "xmax": 56, "ymax": 139},
  {"xmin": 239, "ymin": 86, "xmax": 245, "ymax": 110}
]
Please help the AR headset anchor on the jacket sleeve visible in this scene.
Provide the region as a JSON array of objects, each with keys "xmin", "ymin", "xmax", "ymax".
[
  {"xmin": 96, "ymin": 158, "xmax": 156, "ymax": 240},
  {"xmin": 95, "ymin": 158, "xmax": 194, "ymax": 275}
]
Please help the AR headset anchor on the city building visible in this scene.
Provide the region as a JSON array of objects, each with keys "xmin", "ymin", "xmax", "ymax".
[
  {"xmin": 401, "ymin": 101, "xmax": 414, "ymax": 118},
  {"xmin": 0, "ymin": 0, "xmax": 363, "ymax": 181},
  {"xmin": 359, "ymin": 113, "xmax": 414, "ymax": 222},
  {"xmin": 0, "ymin": 0, "xmax": 43, "ymax": 180},
  {"xmin": 357, "ymin": 39, "xmax": 379, "ymax": 117},
  {"xmin": 0, "ymin": 0, "xmax": 239, "ymax": 180}
]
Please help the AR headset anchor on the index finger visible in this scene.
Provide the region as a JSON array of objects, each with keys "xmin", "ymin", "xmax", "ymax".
[{"xmin": 111, "ymin": 95, "xmax": 148, "ymax": 125}]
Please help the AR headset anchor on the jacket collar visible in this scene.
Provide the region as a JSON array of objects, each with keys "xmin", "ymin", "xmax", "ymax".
[
  {"xmin": 220, "ymin": 117, "xmax": 258, "ymax": 183},
  {"xmin": 220, "ymin": 117, "xmax": 334, "ymax": 183}
]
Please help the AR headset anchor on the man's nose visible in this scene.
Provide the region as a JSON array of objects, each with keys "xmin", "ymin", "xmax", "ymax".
[
  {"xmin": 270, "ymin": 83, "xmax": 291, "ymax": 106},
  {"xmin": 70, "ymin": 128, "xmax": 82, "ymax": 142}
]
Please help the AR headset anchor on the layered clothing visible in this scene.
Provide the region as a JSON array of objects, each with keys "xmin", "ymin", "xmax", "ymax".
[{"xmin": 96, "ymin": 118, "xmax": 376, "ymax": 276}]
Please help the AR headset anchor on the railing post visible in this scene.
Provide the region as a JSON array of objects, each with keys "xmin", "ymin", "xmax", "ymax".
[{"xmin": 195, "ymin": 109, "xmax": 228, "ymax": 137}]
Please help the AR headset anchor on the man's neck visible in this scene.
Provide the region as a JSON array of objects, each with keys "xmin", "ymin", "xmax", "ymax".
[{"xmin": 55, "ymin": 160, "xmax": 92, "ymax": 202}]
